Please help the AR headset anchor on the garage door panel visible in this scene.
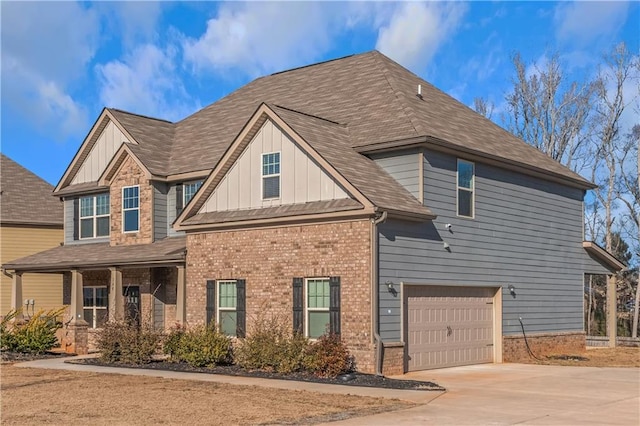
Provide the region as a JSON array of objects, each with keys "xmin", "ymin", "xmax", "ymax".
[{"xmin": 406, "ymin": 285, "xmax": 495, "ymax": 371}]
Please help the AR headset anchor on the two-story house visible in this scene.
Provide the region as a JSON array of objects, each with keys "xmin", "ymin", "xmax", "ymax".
[{"xmin": 3, "ymin": 51, "xmax": 623, "ymax": 373}]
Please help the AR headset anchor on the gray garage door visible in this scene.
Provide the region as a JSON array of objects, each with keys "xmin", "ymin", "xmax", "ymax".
[{"xmin": 406, "ymin": 285, "xmax": 495, "ymax": 371}]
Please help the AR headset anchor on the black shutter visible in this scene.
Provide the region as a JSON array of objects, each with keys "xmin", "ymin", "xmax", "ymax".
[
  {"xmin": 73, "ymin": 198, "xmax": 79, "ymax": 240},
  {"xmin": 329, "ymin": 277, "xmax": 341, "ymax": 335},
  {"xmin": 175, "ymin": 184, "xmax": 183, "ymax": 216},
  {"xmin": 236, "ymin": 279, "xmax": 246, "ymax": 338},
  {"xmin": 206, "ymin": 280, "xmax": 216, "ymax": 326},
  {"xmin": 292, "ymin": 277, "xmax": 304, "ymax": 334}
]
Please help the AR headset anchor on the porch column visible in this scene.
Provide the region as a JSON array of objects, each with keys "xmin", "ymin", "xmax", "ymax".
[
  {"xmin": 67, "ymin": 269, "xmax": 88, "ymax": 355},
  {"xmin": 176, "ymin": 265, "xmax": 186, "ymax": 325},
  {"xmin": 109, "ymin": 267, "xmax": 124, "ymax": 321},
  {"xmin": 10, "ymin": 272, "xmax": 23, "ymax": 321},
  {"xmin": 607, "ymin": 274, "xmax": 617, "ymax": 348},
  {"xmin": 70, "ymin": 269, "xmax": 85, "ymax": 323}
]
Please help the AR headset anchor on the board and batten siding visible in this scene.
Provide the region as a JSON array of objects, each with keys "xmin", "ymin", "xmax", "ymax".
[
  {"xmin": 71, "ymin": 121, "xmax": 131, "ymax": 185},
  {"xmin": 1, "ymin": 226, "xmax": 64, "ymax": 314},
  {"xmin": 153, "ymin": 182, "xmax": 168, "ymax": 241},
  {"xmin": 378, "ymin": 149, "xmax": 592, "ymax": 341},
  {"xmin": 371, "ymin": 149, "xmax": 420, "ymax": 199},
  {"xmin": 200, "ymin": 120, "xmax": 349, "ymax": 213}
]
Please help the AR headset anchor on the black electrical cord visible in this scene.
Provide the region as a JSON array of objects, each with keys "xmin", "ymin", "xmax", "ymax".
[{"xmin": 518, "ymin": 317, "xmax": 542, "ymax": 361}]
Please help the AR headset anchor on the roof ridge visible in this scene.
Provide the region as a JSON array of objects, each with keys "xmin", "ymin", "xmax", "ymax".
[
  {"xmin": 271, "ymin": 104, "xmax": 346, "ymax": 126},
  {"xmin": 268, "ymin": 53, "xmax": 359, "ymax": 76},
  {"xmin": 108, "ymin": 108, "xmax": 174, "ymax": 124}
]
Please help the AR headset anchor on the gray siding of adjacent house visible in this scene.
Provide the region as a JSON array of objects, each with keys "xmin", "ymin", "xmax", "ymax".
[
  {"xmin": 166, "ymin": 184, "xmax": 184, "ymax": 237},
  {"xmin": 377, "ymin": 149, "xmax": 593, "ymax": 341},
  {"xmin": 153, "ymin": 182, "xmax": 168, "ymax": 241},
  {"xmin": 371, "ymin": 149, "xmax": 420, "ymax": 199},
  {"xmin": 63, "ymin": 198, "xmax": 109, "ymax": 245}
]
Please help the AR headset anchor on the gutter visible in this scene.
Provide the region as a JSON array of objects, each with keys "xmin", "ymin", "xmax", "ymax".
[
  {"xmin": 371, "ymin": 210, "xmax": 387, "ymax": 376},
  {"xmin": 2, "ymin": 268, "xmax": 13, "ymax": 279}
]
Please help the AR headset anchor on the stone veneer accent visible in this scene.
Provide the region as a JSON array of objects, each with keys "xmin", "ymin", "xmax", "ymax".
[
  {"xmin": 109, "ymin": 156, "xmax": 153, "ymax": 246},
  {"xmin": 186, "ymin": 220, "xmax": 376, "ymax": 372},
  {"xmin": 503, "ymin": 331, "xmax": 586, "ymax": 362}
]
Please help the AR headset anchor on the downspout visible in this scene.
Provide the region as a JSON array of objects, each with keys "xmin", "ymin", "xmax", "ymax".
[{"xmin": 371, "ymin": 210, "xmax": 387, "ymax": 377}]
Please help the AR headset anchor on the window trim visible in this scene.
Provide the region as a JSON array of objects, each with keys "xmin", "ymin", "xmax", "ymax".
[
  {"xmin": 304, "ymin": 277, "xmax": 330, "ymax": 339},
  {"xmin": 217, "ymin": 279, "xmax": 238, "ymax": 337},
  {"xmin": 456, "ymin": 159, "xmax": 475, "ymax": 219},
  {"xmin": 122, "ymin": 185, "xmax": 140, "ymax": 233},
  {"xmin": 183, "ymin": 180, "xmax": 203, "ymax": 206},
  {"xmin": 261, "ymin": 151, "xmax": 281, "ymax": 200},
  {"xmin": 78, "ymin": 194, "xmax": 110, "ymax": 240},
  {"xmin": 83, "ymin": 286, "xmax": 108, "ymax": 329}
]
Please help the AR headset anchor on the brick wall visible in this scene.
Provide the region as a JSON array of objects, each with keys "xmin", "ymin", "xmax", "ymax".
[
  {"xmin": 503, "ymin": 331, "xmax": 586, "ymax": 362},
  {"xmin": 109, "ymin": 156, "xmax": 153, "ymax": 246},
  {"xmin": 186, "ymin": 219, "xmax": 376, "ymax": 372},
  {"xmin": 381, "ymin": 343, "xmax": 405, "ymax": 376}
]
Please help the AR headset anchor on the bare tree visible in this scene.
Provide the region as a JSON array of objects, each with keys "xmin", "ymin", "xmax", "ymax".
[
  {"xmin": 505, "ymin": 52, "xmax": 594, "ymax": 170},
  {"xmin": 473, "ymin": 97, "xmax": 494, "ymax": 119}
]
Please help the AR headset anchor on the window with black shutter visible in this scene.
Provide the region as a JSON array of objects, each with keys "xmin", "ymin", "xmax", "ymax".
[{"xmin": 206, "ymin": 280, "xmax": 216, "ymax": 326}]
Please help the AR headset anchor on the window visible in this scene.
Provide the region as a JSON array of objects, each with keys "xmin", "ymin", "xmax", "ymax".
[
  {"xmin": 183, "ymin": 181, "xmax": 203, "ymax": 205},
  {"xmin": 218, "ymin": 280, "xmax": 237, "ymax": 336},
  {"xmin": 83, "ymin": 286, "xmax": 108, "ymax": 328},
  {"xmin": 79, "ymin": 194, "xmax": 110, "ymax": 239},
  {"xmin": 122, "ymin": 186, "xmax": 139, "ymax": 232},
  {"xmin": 306, "ymin": 278, "xmax": 330, "ymax": 339},
  {"xmin": 457, "ymin": 159, "xmax": 474, "ymax": 218},
  {"xmin": 262, "ymin": 152, "xmax": 280, "ymax": 199}
]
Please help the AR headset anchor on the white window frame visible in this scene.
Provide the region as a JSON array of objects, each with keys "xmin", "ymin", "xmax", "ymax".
[
  {"xmin": 83, "ymin": 286, "xmax": 108, "ymax": 329},
  {"xmin": 183, "ymin": 180, "xmax": 203, "ymax": 206},
  {"xmin": 456, "ymin": 159, "xmax": 475, "ymax": 218},
  {"xmin": 79, "ymin": 194, "xmax": 110, "ymax": 239},
  {"xmin": 122, "ymin": 185, "xmax": 140, "ymax": 233},
  {"xmin": 217, "ymin": 280, "xmax": 237, "ymax": 336},
  {"xmin": 305, "ymin": 277, "xmax": 330, "ymax": 339},
  {"xmin": 261, "ymin": 151, "xmax": 281, "ymax": 200}
]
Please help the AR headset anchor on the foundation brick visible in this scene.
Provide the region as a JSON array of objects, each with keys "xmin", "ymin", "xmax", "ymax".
[{"xmin": 503, "ymin": 331, "xmax": 586, "ymax": 362}]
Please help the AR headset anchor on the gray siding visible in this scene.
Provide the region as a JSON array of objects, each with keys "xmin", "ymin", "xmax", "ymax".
[
  {"xmin": 378, "ymin": 149, "xmax": 589, "ymax": 340},
  {"xmin": 371, "ymin": 149, "xmax": 420, "ymax": 199},
  {"xmin": 153, "ymin": 182, "xmax": 168, "ymax": 241},
  {"xmin": 63, "ymin": 198, "xmax": 109, "ymax": 245},
  {"xmin": 167, "ymin": 184, "xmax": 184, "ymax": 237}
]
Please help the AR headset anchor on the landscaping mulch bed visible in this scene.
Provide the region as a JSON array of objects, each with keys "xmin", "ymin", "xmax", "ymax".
[
  {"xmin": 69, "ymin": 358, "xmax": 444, "ymax": 391},
  {"xmin": 0, "ymin": 350, "xmax": 72, "ymax": 364}
]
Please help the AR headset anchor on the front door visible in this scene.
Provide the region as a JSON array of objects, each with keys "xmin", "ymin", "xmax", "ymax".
[{"xmin": 124, "ymin": 286, "xmax": 141, "ymax": 327}]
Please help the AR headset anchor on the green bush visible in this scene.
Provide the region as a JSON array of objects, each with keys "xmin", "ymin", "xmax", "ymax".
[
  {"xmin": 235, "ymin": 313, "xmax": 309, "ymax": 374},
  {"xmin": 96, "ymin": 322, "xmax": 162, "ymax": 364},
  {"xmin": 304, "ymin": 333, "xmax": 353, "ymax": 378},
  {"xmin": 163, "ymin": 325, "xmax": 232, "ymax": 367},
  {"xmin": 1, "ymin": 308, "xmax": 64, "ymax": 354}
]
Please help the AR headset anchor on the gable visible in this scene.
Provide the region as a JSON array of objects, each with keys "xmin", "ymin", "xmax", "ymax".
[
  {"xmin": 199, "ymin": 120, "xmax": 349, "ymax": 213},
  {"xmin": 71, "ymin": 120, "xmax": 133, "ymax": 185}
]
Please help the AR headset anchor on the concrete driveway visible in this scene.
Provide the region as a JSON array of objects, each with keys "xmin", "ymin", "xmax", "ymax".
[{"xmin": 333, "ymin": 363, "xmax": 640, "ymax": 425}]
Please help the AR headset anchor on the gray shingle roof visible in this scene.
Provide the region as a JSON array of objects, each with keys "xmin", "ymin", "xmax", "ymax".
[{"xmin": 1, "ymin": 154, "xmax": 63, "ymax": 226}]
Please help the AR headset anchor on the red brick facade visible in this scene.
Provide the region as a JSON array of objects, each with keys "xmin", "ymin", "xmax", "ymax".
[
  {"xmin": 503, "ymin": 332, "xmax": 586, "ymax": 362},
  {"xmin": 186, "ymin": 219, "xmax": 376, "ymax": 372}
]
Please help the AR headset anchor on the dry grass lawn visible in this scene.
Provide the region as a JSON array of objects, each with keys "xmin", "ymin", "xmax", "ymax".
[
  {"xmin": 1, "ymin": 365, "xmax": 412, "ymax": 425},
  {"xmin": 540, "ymin": 347, "xmax": 640, "ymax": 367}
]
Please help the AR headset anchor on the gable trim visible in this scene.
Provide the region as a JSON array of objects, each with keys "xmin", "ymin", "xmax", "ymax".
[
  {"xmin": 583, "ymin": 241, "xmax": 626, "ymax": 273},
  {"xmin": 54, "ymin": 109, "xmax": 140, "ymax": 193},
  {"xmin": 175, "ymin": 103, "xmax": 373, "ymax": 227},
  {"xmin": 97, "ymin": 144, "xmax": 152, "ymax": 186}
]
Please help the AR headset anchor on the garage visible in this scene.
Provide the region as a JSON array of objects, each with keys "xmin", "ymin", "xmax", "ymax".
[{"xmin": 405, "ymin": 285, "xmax": 497, "ymax": 371}]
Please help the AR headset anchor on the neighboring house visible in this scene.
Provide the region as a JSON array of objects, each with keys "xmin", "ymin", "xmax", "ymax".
[
  {"xmin": 3, "ymin": 51, "xmax": 624, "ymax": 372},
  {"xmin": 1, "ymin": 154, "xmax": 64, "ymax": 315}
]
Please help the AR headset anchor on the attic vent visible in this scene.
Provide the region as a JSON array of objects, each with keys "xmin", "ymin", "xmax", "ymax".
[{"xmin": 417, "ymin": 84, "xmax": 423, "ymax": 100}]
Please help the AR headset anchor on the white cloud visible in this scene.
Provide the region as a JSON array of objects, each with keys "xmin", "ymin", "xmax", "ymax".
[
  {"xmin": 182, "ymin": 2, "xmax": 347, "ymax": 77},
  {"xmin": 1, "ymin": 1, "xmax": 99, "ymax": 138},
  {"xmin": 96, "ymin": 43, "xmax": 198, "ymax": 122},
  {"xmin": 554, "ymin": 1, "xmax": 629, "ymax": 46},
  {"xmin": 375, "ymin": 2, "xmax": 467, "ymax": 73},
  {"xmin": 96, "ymin": 1, "xmax": 165, "ymax": 46}
]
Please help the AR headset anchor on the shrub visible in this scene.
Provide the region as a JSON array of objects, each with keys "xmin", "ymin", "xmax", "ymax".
[
  {"xmin": 96, "ymin": 322, "xmax": 162, "ymax": 364},
  {"xmin": 305, "ymin": 333, "xmax": 353, "ymax": 378},
  {"xmin": 164, "ymin": 325, "xmax": 232, "ymax": 367},
  {"xmin": 235, "ymin": 313, "xmax": 309, "ymax": 374},
  {"xmin": 1, "ymin": 308, "xmax": 64, "ymax": 354}
]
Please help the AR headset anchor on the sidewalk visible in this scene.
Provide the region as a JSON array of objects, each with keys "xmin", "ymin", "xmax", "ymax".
[{"xmin": 14, "ymin": 356, "xmax": 443, "ymax": 404}]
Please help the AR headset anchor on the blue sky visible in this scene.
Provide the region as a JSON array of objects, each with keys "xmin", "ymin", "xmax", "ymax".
[{"xmin": 1, "ymin": 1, "xmax": 638, "ymax": 186}]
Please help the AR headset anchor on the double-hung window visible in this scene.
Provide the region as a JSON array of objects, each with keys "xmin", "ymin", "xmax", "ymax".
[
  {"xmin": 218, "ymin": 280, "xmax": 237, "ymax": 336},
  {"xmin": 183, "ymin": 181, "xmax": 203, "ymax": 206},
  {"xmin": 79, "ymin": 194, "xmax": 110, "ymax": 239},
  {"xmin": 262, "ymin": 152, "xmax": 280, "ymax": 199},
  {"xmin": 306, "ymin": 278, "xmax": 330, "ymax": 339},
  {"xmin": 83, "ymin": 286, "xmax": 108, "ymax": 328},
  {"xmin": 122, "ymin": 186, "xmax": 139, "ymax": 232},
  {"xmin": 457, "ymin": 159, "xmax": 475, "ymax": 218}
]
